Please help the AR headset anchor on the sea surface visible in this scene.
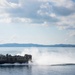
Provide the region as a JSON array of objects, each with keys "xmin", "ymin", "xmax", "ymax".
[{"xmin": 0, "ymin": 47, "xmax": 75, "ymax": 75}]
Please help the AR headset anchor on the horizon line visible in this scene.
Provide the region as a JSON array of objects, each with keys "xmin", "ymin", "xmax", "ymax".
[{"xmin": 0, "ymin": 43, "xmax": 75, "ymax": 45}]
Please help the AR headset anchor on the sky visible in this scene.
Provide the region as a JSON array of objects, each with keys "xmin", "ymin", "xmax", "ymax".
[{"xmin": 0, "ymin": 0, "xmax": 75, "ymax": 45}]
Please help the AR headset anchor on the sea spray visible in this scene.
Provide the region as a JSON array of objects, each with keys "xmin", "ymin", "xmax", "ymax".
[{"xmin": 17, "ymin": 47, "xmax": 75, "ymax": 65}]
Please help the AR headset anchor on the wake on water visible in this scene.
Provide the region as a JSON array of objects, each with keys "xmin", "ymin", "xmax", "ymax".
[{"xmin": 17, "ymin": 47, "xmax": 75, "ymax": 66}]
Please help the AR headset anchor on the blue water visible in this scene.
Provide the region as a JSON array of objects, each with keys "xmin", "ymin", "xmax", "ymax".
[
  {"xmin": 0, "ymin": 65, "xmax": 75, "ymax": 75},
  {"xmin": 0, "ymin": 47, "xmax": 75, "ymax": 75}
]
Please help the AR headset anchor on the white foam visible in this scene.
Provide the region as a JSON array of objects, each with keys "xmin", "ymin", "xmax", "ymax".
[{"xmin": 17, "ymin": 47, "xmax": 75, "ymax": 65}]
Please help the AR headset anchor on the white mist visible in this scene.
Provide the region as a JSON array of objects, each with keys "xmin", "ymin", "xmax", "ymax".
[{"xmin": 17, "ymin": 47, "xmax": 75, "ymax": 65}]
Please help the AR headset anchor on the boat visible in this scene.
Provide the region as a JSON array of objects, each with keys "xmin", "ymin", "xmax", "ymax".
[{"xmin": 0, "ymin": 54, "xmax": 32, "ymax": 64}]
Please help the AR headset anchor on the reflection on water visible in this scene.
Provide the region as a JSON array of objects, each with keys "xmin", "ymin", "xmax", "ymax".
[
  {"xmin": 0, "ymin": 65, "xmax": 32, "ymax": 75},
  {"xmin": 0, "ymin": 65, "xmax": 75, "ymax": 75}
]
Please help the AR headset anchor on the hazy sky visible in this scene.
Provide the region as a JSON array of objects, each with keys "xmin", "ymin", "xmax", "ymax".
[{"xmin": 0, "ymin": 0, "xmax": 75, "ymax": 45}]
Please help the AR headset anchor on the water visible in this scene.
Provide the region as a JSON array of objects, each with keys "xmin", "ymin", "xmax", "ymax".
[
  {"xmin": 0, "ymin": 47, "xmax": 75, "ymax": 75},
  {"xmin": 0, "ymin": 65, "xmax": 75, "ymax": 75}
]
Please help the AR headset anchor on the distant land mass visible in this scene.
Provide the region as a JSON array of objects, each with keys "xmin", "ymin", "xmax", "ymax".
[{"xmin": 0, "ymin": 43, "xmax": 75, "ymax": 47}]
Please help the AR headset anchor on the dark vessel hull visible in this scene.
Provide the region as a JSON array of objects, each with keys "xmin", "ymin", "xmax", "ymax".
[{"xmin": 0, "ymin": 54, "xmax": 32, "ymax": 64}]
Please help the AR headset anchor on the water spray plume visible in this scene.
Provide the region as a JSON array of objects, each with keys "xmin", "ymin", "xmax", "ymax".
[{"xmin": 17, "ymin": 48, "xmax": 75, "ymax": 65}]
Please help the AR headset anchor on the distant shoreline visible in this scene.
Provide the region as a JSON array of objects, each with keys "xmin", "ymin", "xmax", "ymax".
[{"xmin": 0, "ymin": 43, "xmax": 75, "ymax": 47}]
